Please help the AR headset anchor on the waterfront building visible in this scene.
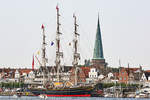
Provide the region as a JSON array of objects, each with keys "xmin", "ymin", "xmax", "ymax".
[
  {"xmin": 98, "ymin": 74, "xmax": 105, "ymax": 80},
  {"xmin": 24, "ymin": 70, "xmax": 36, "ymax": 84},
  {"xmin": 86, "ymin": 68, "xmax": 99, "ymax": 83},
  {"xmin": 118, "ymin": 67, "xmax": 143, "ymax": 84},
  {"xmin": 140, "ymin": 71, "xmax": 150, "ymax": 87},
  {"xmin": 15, "ymin": 69, "xmax": 20, "ymax": 79},
  {"xmin": 89, "ymin": 68, "xmax": 98, "ymax": 78},
  {"xmin": 141, "ymin": 72, "xmax": 147, "ymax": 82},
  {"xmin": 85, "ymin": 67, "xmax": 117, "ymax": 84},
  {"xmin": 107, "ymin": 72, "xmax": 114, "ymax": 79},
  {"xmin": 100, "ymin": 72, "xmax": 118, "ymax": 83}
]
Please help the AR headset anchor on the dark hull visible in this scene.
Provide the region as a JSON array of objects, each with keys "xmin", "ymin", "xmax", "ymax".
[
  {"xmin": 28, "ymin": 83, "xmax": 104, "ymax": 97},
  {"xmin": 29, "ymin": 88, "xmax": 93, "ymax": 97}
]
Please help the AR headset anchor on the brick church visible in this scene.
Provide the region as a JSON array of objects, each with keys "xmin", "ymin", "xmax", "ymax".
[{"xmin": 91, "ymin": 16, "xmax": 107, "ymax": 74}]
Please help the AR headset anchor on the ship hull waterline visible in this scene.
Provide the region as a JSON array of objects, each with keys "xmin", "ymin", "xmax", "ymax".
[
  {"xmin": 36, "ymin": 94, "xmax": 91, "ymax": 97},
  {"xmin": 30, "ymin": 89, "xmax": 93, "ymax": 97}
]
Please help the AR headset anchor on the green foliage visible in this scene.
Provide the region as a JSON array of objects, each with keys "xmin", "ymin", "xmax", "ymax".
[
  {"xmin": 128, "ymin": 83, "xmax": 138, "ymax": 87},
  {"xmin": 101, "ymin": 83, "xmax": 139, "ymax": 88},
  {"xmin": 106, "ymin": 67, "xmax": 119, "ymax": 73},
  {"xmin": 0, "ymin": 82, "xmax": 24, "ymax": 88},
  {"xmin": 103, "ymin": 83, "xmax": 115, "ymax": 88}
]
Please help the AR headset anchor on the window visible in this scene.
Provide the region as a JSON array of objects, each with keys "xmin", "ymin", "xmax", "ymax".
[
  {"xmin": 120, "ymin": 77, "xmax": 122, "ymax": 80},
  {"xmin": 124, "ymin": 77, "xmax": 126, "ymax": 80}
]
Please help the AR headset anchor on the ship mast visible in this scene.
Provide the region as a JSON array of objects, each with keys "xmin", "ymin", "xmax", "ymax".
[
  {"xmin": 73, "ymin": 14, "xmax": 80, "ymax": 86},
  {"xmin": 41, "ymin": 24, "xmax": 47, "ymax": 87},
  {"xmin": 55, "ymin": 5, "xmax": 63, "ymax": 82}
]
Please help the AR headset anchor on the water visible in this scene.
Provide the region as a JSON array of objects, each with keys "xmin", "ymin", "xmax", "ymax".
[{"xmin": 0, "ymin": 96, "xmax": 149, "ymax": 100}]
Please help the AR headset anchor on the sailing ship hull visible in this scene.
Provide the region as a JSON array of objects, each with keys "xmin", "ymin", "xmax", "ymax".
[
  {"xmin": 28, "ymin": 83, "xmax": 104, "ymax": 97},
  {"xmin": 29, "ymin": 89, "xmax": 92, "ymax": 97}
]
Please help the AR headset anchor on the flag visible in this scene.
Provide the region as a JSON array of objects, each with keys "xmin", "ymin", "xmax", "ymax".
[
  {"xmin": 32, "ymin": 54, "xmax": 34, "ymax": 71},
  {"xmin": 69, "ymin": 42, "xmax": 71, "ymax": 46},
  {"xmin": 51, "ymin": 41, "xmax": 54, "ymax": 46},
  {"xmin": 37, "ymin": 50, "xmax": 40, "ymax": 55},
  {"xmin": 41, "ymin": 24, "xmax": 44, "ymax": 29},
  {"xmin": 73, "ymin": 13, "xmax": 75, "ymax": 18},
  {"xmin": 56, "ymin": 5, "xmax": 59, "ymax": 11}
]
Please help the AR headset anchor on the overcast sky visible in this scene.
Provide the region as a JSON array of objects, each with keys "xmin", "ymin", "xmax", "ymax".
[{"xmin": 0, "ymin": 0, "xmax": 150, "ymax": 70}]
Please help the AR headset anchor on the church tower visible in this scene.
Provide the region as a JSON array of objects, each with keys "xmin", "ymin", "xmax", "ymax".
[{"xmin": 92, "ymin": 16, "xmax": 107, "ymax": 72}]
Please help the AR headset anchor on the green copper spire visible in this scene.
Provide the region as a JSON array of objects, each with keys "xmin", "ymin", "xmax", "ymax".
[{"xmin": 93, "ymin": 16, "xmax": 104, "ymax": 59}]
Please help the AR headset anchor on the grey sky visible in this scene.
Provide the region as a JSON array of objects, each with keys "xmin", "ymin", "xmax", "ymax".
[{"xmin": 0, "ymin": 0, "xmax": 150, "ymax": 70}]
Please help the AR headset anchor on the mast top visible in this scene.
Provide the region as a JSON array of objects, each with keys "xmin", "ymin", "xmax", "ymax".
[
  {"xmin": 41, "ymin": 24, "xmax": 44, "ymax": 29},
  {"xmin": 56, "ymin": 4, "xmax": 59, "ymax": 11},
  {"xmin": 73, "ymin": 14, "xmax": 79, "ymax": 36}
]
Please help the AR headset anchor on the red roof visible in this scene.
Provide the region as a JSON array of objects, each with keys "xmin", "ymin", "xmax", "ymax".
[
  {"xmin": 145, "ymin": 70, "xmax": 150, "ymax": 73},
  {"xmin": 80, "ymin": 67, "xmax": 90, "ymax": 78},
  {"xmin": 19, "ymin": 69, "xmax": 32, "ymax": 75},
  {"xmin": 0, "ymin": 68, "xmax": 32, "ymax": 78},
  {"xmin": 113, "ymin": 72, "xmax": 119, "ymax": 77},
  {"xmin": 124, "ymin": 67, "xmax": 140, "ymax": 73}
]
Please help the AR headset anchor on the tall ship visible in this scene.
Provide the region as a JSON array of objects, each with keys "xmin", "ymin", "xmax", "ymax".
[{"xmin": 28, "ymin": 6, "xmax": 103, "ymax": 97}]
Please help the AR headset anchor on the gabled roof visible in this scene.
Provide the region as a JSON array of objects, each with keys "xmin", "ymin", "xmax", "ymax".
[
  {"xmin": 0, "ymin": 68, "xmax": 33, "ymax": 78},
  {"xmin": 125, "ymin": 68, "xmax": 140, "ymax": 73},
  {"xmin": 144, "ymin": 72, "xmax": 150, "ymax": 80},
  {"xmin": 145, "ymin": 70, "xmax": 150, "ymax": 73},
  {"xmin": 19, "ymin": 69, "xmax": 32, "ymax": 75},
  {"xmin": 80, "ymin": 67, "xmax": 90, "ymax": 78},
  {"xmin": 120, "ymin": 67, "xmax": 141, "ymax": 75}
]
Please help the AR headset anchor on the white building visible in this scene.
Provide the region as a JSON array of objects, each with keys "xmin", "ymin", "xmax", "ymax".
[
  {"xmin": 89, "ymin": 68, "xmax": 98, "ymax": 78},
  {"xmin": 24, "ymin": 71, "xmax": 36, "ymax": 84},
  {"xmin": 107, "ymin": 72, "xmax": 114, "ymax": 79},
  {"xmin": 86, "ymin": 68, "xmax": 99, "ymax": 83},
  {"xmin": 140, "ymin": 73, "xmax": 147, "ymax": 82},
  {"xmin": 15, "ymin": 70, "xmax": 20, "ymax": 79},
  {"xmin": 14, "ymin": 70, "xmax": 20, "ymax": 82},
  {"xmin": 98, "ymin": 74, "xmax": 104, "ymax": 80},
  {"xmin": 28, "ymin": 71, "xmax": 35, "ymax": 79},
  {"xmin": 140, "ymin": 72, "xmax": 150, "ymax": 87}
]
